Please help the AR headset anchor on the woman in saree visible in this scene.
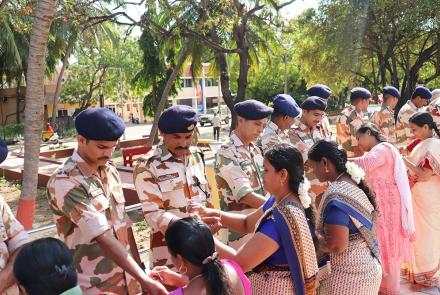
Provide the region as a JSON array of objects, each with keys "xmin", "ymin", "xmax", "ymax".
[
  {"xmin": 307, "ymin": 140, "xmax": 382, "ymax": 295},
  {"xmin": 401, "ymin": 111, "xmax": 440, "ymax": 287},
  {"xmin": 352, "ymin": 123, "xmax": 414, "ymax": 295},
  {"xmin": 190, "ymin": 144, "xmax": 318, "ymax": 295}
]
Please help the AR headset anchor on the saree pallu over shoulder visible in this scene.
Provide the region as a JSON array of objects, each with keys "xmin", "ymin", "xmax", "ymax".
[
  {"xmin": 253, "ymin": 199, "xmax": 318, "ymax": 295},
  {"xmin": 273, "ymin": 199, "xmax": 318, "ymax": 295},
  {"xmin": 410, "ymin": 137, "xmax": 440, "ymax": 175},
  {"xmin": 318, "ymin": 181, "xmax": 381, "ymax": 262}
]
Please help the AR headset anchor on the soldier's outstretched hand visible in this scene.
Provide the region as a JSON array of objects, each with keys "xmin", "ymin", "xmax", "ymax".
[{"xmin": 187, "ymin": 200, "xmax": 218, "ymax": 217}]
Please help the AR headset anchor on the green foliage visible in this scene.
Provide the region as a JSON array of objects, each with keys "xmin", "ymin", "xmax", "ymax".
[
  {"xmin": 62, "ymin": 29, "xmax": 144, "ymax": 109},
  {"xmin": 246, "ymin": 46, "xmax": 307, "ymax": 104},
  {"xmin": 0, "ymin": 123, "xmax": 25, "ymax": 143},
  {"xmin": 292, "ymin": 0, "xmax": 440, "ymax": 100},
  {"xmin": 132, "ymin": 30, "xmax": 180, "ymax": 116}
]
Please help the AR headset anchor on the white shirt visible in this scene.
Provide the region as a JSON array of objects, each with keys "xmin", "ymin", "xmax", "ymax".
[{"xmin": 212, "ymin": 116, "xmax": 222, "ymax": 127}]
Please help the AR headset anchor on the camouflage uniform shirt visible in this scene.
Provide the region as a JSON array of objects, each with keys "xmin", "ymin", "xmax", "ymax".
[
  {"xmin": 396, "ymin": 101, "xmax": 418, "ymax": 145},
  {"xmin": 336, "ymin": 105, "xmax": 367, "ymax": 157},
  {"xmin": 371, "ymin": 105, "xmax": 397, "ymax": 144},
  {"xmin": 133, "ymin": 142, "xmax": 212, "ymax": 268},
  {"xmin": 215, "ymin": 131, "xmax": 265, "ymax": 248},
  {"xmin": 47, "ymin": 151, "xmax": 141, "ymax": 295},
  {"xmin": 320, "ymin": 114, "xmax": 332, "ymax": 139},
  {"xmin": 256, "ymin": 120, "xmax": 289, "ymax": 153},
  {"xmin": 0, "ymin": 196, "xmax": 31, "ymax": 295},
  {"xmin": 287, "ymin": 122, "xmax": 330, "ymax": 198}
]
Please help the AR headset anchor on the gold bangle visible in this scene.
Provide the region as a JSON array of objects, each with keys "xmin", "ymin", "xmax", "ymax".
[{"xmin": 218, "ymin": 210, "xmax": 221, "ymax": 219}]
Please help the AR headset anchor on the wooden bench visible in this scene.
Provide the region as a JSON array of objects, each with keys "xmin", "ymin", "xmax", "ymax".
[
  {"xmin": 197, "ymin": 138, "xmax": 219, "ymax": 147},
  {"xmin": 121, "ymin": 146, "xmax": 151, "ymax": 167}
]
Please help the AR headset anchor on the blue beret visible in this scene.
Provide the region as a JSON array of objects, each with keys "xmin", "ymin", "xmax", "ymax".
[
  {"xmin": 383, "ymin": 86, "xmax": 400, "ymax": 98},
  {"xmin": 412, "ymin": 86, "xmax": 432, "ymax": 100},
  {"xmin": 350, "ymin": 87, "xmax": 371, "ymax": 101},
  {"xmin": 0, "ymin": 140, "xmax": 8, "ymax": 164},
  {"xmin": 234, "ymin": 99, "xmax": 273, "ymax": 120},
  {"xmin": 300, "ymin": 96, "xmax": 327, "ymax": 111},
  {"xmin": 307, "ymin": 84, "xmax": 332, "ymax": 99},
  {"xmin": 75, "ymin": 108, "xmax": 125, "ymax": 141},
  {"xmin": 273, "ymin": 94, "xmax": 301, "ymax": 118},
  {"xmin": 158, "ymin": 105, "xmax": 197, "ymax": 134}
]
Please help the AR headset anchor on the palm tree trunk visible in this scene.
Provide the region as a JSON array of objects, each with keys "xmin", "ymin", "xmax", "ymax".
[
  {"xmin": 148, "ymin": 44, "xmax": 191, "ymax": 145},
  {"xmin": 16, "ymin": 0, "xmax": 58, "ymax": 229},
  {"xmin": 51, "ymin": 32, "xmax": 76, "ymax": 125}
]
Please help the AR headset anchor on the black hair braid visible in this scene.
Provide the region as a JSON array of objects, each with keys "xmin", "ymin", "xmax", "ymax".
[
  {"xmin": 202, "ymin": 259, "xmax": 231, "ymax": 295},
  {"xmin": 308, "ymin": 140, "xmax": 377, "ymax": 210},
  {"xmin": 165, "ymin": 218, "xmax": 232, "ymax": 295}
]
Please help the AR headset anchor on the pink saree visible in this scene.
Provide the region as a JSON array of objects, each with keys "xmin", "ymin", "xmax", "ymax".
[{"xmin": 353, "ymin": 143, "xmax": 413, "ymax": 295}]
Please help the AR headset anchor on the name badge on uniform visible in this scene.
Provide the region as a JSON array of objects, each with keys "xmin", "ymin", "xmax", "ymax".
[
  {"xmin": 90, "ymin": 188, "xmax": 105, "ymax": 198},
  {"xmin": 157, "ymin": 172, "xmax": 179, "ymax": 182}
]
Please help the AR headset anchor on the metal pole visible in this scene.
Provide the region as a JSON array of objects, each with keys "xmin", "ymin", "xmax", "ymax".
[
  {"xmin": 202, "ymin": 66, "xmax": 207, "ymax": 114},
  {"xmin": 119, "ymin": 68, "xmax": 126, "ymax": 139}
]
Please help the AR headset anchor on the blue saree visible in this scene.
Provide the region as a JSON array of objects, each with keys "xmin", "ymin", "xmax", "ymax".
[{"xmin": 255, "ymin": 196, "xmax": 318, "ymax": 295}]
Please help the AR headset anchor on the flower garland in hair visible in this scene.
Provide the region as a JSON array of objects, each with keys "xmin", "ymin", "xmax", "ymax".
[
  {"xmin": 345, "ymin": 161, "xmax": 365, "ymax": 184},
  {"xmin": 298, "ymin": 176, "xmax": 312, "ymax": 208}
]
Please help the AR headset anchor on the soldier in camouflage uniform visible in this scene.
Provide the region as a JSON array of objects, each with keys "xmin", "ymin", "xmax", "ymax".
[
  {"xmin": 396, "ymin": 86, "xmax": 432, "ymax": 145},
  {"xmin": 427, "ymin": 89, "xmax": 440, "ymax": 130},
  {"xmin": 307, "ymin": 84, "xmax": 333, "ymax": 138},
  {"xmin": 336, "ymin": 87, "xmax": 371, "ymax": 157},
  {"xmin": 288, "ymin": 97, "xmax": 330, "ymax": 199},
  {"xmin": 216, "ymin": 100, "xmax": 272, "ymax": 249},
  {"xmin": 256, "ymin": 94, "xmax": 301, "ymax": 153},
  {"xmin": 370, "ymin": 86, "xmax": 400, "ymax": 144},
  {"xmin": 0, "ymin": 140, "xmax": 32, "ymax": 295},
  {"xmin": 47, "ymin": 108, "xmax": 166, "ymax": 295},
  {"xmin": 133, "ymin": 105, "xmax": 213, "ymax": 268}
]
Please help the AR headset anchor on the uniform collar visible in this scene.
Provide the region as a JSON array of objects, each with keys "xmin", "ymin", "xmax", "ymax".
[
  {"xmin": 382, "ymin": 105, "xmax": 394, "ymax": 113},
  {"xmin": 408, "ymin": 100, "xmax": 418, "ymax": 111},
  {"xmin": 230, "ymin": 131, "xmax": 256, "ymax": 150},
  {"xmin": 349, "ymin": 105, "xmax": 364, "ymax": 117},
  {"xmin": 60, "ymin": 286, "xmax": 83, "ymax": 295},
  {"xmin": 266, "ymin": 120, "xmax": 280, "ymax": 133},
  {"xmin": 157, "ymin": 140, "xmax": 188, "ymax": 162},
  {"xmin": 71, "ymin": 150, "xmax": 108, "ymax": 178}
]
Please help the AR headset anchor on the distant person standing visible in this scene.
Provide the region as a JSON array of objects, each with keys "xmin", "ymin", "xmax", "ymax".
[{"xmin": 212, "ymin": 112, "xmax": 222, "ymax": 141}]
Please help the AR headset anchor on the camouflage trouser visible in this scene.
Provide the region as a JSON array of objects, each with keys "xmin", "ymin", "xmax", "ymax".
[
  {"xmin": 222, "ymin": 207, "xmax": 256, "ymax": 249},
  {"xmin": 149, "ymin": 230, "xmax": 173, "ymax": 269}
]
